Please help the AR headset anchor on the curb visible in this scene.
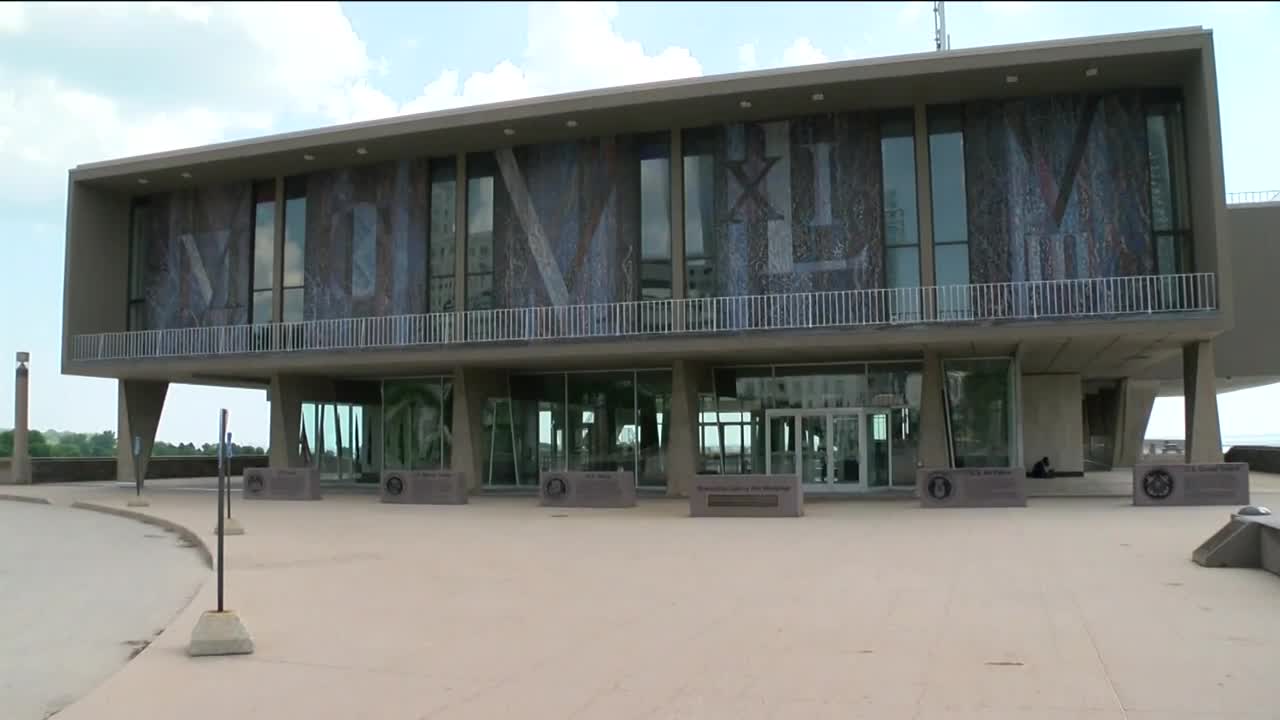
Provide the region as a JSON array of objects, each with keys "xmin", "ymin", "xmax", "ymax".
[
  {"xmin": 0, "ymin": 493, "xmax": 51, "ymax": 505},
  {"xmin": 70, "ymin": 501, "xmax": 214, "ymax": 569}
]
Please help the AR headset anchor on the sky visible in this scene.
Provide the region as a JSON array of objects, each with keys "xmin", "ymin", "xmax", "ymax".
[{"xmin": 1, "ymin": 1, "xmax": 1278, "ymax": 447}]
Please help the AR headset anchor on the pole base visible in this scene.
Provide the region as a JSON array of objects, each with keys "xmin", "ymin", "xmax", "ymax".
[
  {"xmin": 188, "ymin": 610, "xmax": 254, "ymax": 657},
  {"xmin": 217, "ymin": 517, "xmax": 246, "ymax": 536},
  {"xmin": 127, "ymin": 498, "xmax": 150, "ymax": 507}
]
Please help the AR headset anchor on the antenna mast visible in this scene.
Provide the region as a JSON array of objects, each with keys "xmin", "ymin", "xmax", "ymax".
[{"xmin": 934, "ymin": 1, "xmax": 951, "ymax": 51}]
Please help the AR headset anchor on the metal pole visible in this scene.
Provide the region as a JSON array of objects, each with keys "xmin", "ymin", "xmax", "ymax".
[
  {"xmin": 216, "ymin": 409, "xmax": 227, "ymax": 613},
  {"xmin": 133, "ymin": 435, "xmax": 143, "ymax": 497},
  {"xmin": 225, "ymin": 432, "xmax": 233, "ymax": 519}
]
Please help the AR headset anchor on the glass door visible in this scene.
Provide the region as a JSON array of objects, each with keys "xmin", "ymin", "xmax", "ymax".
[
  {"xmin": 830, "ymin": 413, "xmax": 861, "ymax": 486},
  {"xmin": 799, "ymin": 415, "xmax": 828, "ymax": 485},
  {"xmin": 864, "ymin": 411, "xmax": 892, "ymax": 488}
]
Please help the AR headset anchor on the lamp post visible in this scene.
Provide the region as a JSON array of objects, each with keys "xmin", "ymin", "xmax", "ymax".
[{"xmin": 13, "ymin": 352, "xmax": 30, "ymax": 485}]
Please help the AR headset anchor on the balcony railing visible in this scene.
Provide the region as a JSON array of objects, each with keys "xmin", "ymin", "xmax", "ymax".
[
  {"xmin": 70, "ymin": 273, "xmax": 1217, "ymax": 362},
  {"xmin": 1227, "ymin": 190, "xmax": 1280, "ymax": 205}
]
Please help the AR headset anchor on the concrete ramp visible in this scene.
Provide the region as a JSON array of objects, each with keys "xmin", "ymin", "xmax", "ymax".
[{"xmin": 1193, "ymin": 513, "xmax": 1280, "ymax": 577}]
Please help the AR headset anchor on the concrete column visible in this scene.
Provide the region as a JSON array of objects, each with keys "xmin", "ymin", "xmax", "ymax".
[
  {"xmin": 364, "ymin": 403, "xmax": 383, "ymax": 474},
  {"xmin": 665, "ymin": 359, "xmax": 702, "ymax": 497},
  {"xmin": 1021, "ymin": 374, "xmax": 1083, "ymax": 473},
  {"xmin": 1111, "ymin": 378, "xmax": 1159, "ymax": 468},
  {"xmin": 117, "ymin": 379, "xmax": 168, "ymax": 484},
  {"xmin": 918, "ymin": 350, "xmax": 949, "ymax": 468},
  {"xmin": 12, "ymin": 352, "xmax": 31, "ymax": 485},
  {"xmin": 450, "ymin": 367, "xmax": 504, "ymax": 491},
  {"xmin": 268, "ymin": 375, "xmax": 304, "ymax": 468},
  {"xmin": 1183, "ymin": 340, "xmax": 1223, "ymax": 463}
]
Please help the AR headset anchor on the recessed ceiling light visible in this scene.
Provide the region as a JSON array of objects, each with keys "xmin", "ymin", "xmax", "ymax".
[
  {"xmin": 1085, "ymin": 67, "xmax": 1099, "ymax": 77},
  {"xmin": 355, "ymin": 146, "xmax": 368, "ymax": 155},
  {"xmin": 180, "ymin": 171, "xmax": 192, "ymax": 179},
  {"xmin": 811, "ymin": 92, "xmax": 825, "ymax": 102},
  {"xmin": 739, "ymin": 99, "xmax": 752, "ymax": 109},
  {"xmin": 137, "ymin": 178, "xmax": 149, "ymax": 185},
  {"xmin": 565, "ymin": 119, "xmax": 578, "ymax": 128},
  {"xmin": 303, "ymin": 153, "xmax": 316, "ymax": 161},
  {"xmin": 1005, "ymin": 74, "xmax": 1019, "ymax": 84},
  {"xmin": 503, "ymin": 127, "xmax": 516, "ymax": 136}
]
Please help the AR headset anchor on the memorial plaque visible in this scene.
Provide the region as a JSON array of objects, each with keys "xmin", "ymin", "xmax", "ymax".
[
  {"xmin": 380, "ymin": 470, "xmax": 468, "ymax": 505},
  {"xmin": 539, "ymin": 471, "xmax": 636, "ymax": 508},
  {"xmin": 690, "ymin": 475, "xmax": 802, "ymax": 517},
  {"xmin": 1132, "ymin": 463, "xmax": 1249, "ymax": 506},
  {"xmin": 242, "ymin": 467, "xmax": 322, "ymax": 501},
  {"xmin": 917, "ymin": 467, "xmax": 1026, "ymax": 508}
]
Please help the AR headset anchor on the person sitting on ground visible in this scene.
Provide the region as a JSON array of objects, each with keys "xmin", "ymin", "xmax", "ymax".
[{"xmin": 1030, "ymin": 456, "xmax": 1054, "ymax": 479}]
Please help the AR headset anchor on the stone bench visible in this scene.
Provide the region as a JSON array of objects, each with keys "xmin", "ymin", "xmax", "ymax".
[
  {"xmin": 380, "ymin": 470, "xmax": 468, "ymax": 505},
  {"xmin": 539, "ymin": 471, "xmax": 635, "ymax": 508},
  {"xmin": 1193, "ymin": 510, "xmax": 1280, "ymax": 578},
  {"xmin": 917, "ymin": 467, "xmax": 1027, "ymax": 508},
  {"xmin": 1133, "ymin": 463, "xmax": 1249, "ymax": 506},
  {"xmin": 243, "ymin": 467, "xmax": 322, "ymax": 501},
  {"xmin": 689, "ymin": 475, "xmax": 802, "ymax": 517}
]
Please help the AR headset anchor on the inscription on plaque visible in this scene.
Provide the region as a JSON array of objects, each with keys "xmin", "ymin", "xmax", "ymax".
[
  {"xmin": 1133, "ymin": 463, "xmax": 1249, "ymax": 506},
  {"xmin": 690, "ymin": 475, "xmax": 802, "ymax": 517},
  {"xmin": 917, "ymin": 468, "xmax": 1026, "ymax": 508},
  {"xmin": 380, "ymin": 470, "xmax": 468, "ymax": 505},
  {"xmin": 243, "ymin": 467, "xmax": 322, "ymax": 501},
  {"xmin": 539, "ymin": 471, "xmax": 636, "ymax": 508}
]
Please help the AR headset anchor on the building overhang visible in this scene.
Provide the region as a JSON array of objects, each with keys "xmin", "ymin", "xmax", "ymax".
[{"xmin": 69, "ymin": 26, "xmax": 1211, "ymax": 194}]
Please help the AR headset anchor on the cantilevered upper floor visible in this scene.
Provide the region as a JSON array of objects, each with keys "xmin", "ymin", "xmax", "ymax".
[{"xmin": 62, "ymin": 26, "xmax": 1232, "ymax": 382}]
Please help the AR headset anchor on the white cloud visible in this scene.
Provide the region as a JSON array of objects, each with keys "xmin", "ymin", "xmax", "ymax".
[
  {"xmin": 781, "ymin": 37, "xmax": 829, "ymax": 66},
  {"xmin": 0, "ymin": 2, "xmax": 26, "ymax": 33},
  {"xmin": 899, "ymin": 1, "xmax": 930, "ymax": 24},
  {"xmin": 738, "ymin": 43, "xmax": 758, "ymax": 71},
  {"xmin": 981, "ymin": 1, "xmax": 1034, "ymax": 15}
]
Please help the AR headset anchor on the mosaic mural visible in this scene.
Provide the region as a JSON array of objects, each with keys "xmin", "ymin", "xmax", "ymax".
[
  {"xmin": 965, "ymin": 92, "xmax": 1153, "ymax": 284},
  {"xmin": 684, "ymin": 112, "xmax": 884, "ymax": 296},
  {"xmin": 303, "ymin": 159, "xmax": 430, "ymax": 320},
  {"xmin": 483, "ymin": 136, "xmax": 650, "ymax": 308},
  {"xmin": 133, "ymin": 183, "xmax": 253, "ymax": 329}
]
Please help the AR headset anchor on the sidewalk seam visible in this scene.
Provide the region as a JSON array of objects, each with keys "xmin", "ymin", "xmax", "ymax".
[{"xmin": 0, "ymin": 493, "xmax": 51, "ymax": 504}]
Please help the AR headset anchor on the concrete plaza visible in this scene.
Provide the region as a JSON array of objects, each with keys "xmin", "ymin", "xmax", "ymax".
[{"xmin": 2, "ymin": 473, "xmax": 1279, "ymax": 720}]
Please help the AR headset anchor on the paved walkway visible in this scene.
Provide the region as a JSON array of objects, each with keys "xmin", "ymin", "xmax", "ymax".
[
  {"xmin": 1, "ymin": 475, "xmax": 1278, "ymax": 720},
  {"xmin": 0, "ymin": 501, "xmax": 207, "ymax": 720}
]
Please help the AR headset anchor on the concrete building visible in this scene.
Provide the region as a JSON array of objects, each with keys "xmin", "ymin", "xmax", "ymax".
[{"xmin": 61, "ymin": 27, "xmax": 1280, "ymax": 495}]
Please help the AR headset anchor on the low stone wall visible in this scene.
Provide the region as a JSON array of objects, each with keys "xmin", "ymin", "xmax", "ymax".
[
  {"xmin": 1224, "ymin": 446, "xmax": 1280, "ymax": 474},
  {"xmin": 14, "ymin": 455, "xmax": 270, "ymax": 484}
]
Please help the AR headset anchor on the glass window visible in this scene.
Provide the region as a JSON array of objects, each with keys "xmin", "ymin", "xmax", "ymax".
[
  {"xmin": 251, "ymin": 182, "xmax": 276, "ymax": 324},
  {"xmin": 640, "ymin": 134, "xmax": 672, "ymax": 301},
  {"xmin": 429, "ymin": 159, "xmax": 457, "ymax": 312},
  {"xmin": 568, "ymin": 372, "xmax": 636, "ymax": 475},
  {"xmin": 351, "ymin": 202, "xmax": 377, "ymax": 299},
  {"xmin": 682, "ymin": 129, "xmax": 717, "ymax": 299},
  {"xmin": 928, "ymin": 108, "xmax": 969, "ymax": 249},
  {"xmin": 383, "ymin": 378, "xmax": 453, "ymax": 470},
  {"xmin": 881, "ymin": 112, "xmax": 920, "ymax": 289},
  {"xmin": 636, "ymin": 370, "xmax": 671, "ymax": 487},
  {"xmin": 466, "ymin": 153, "xmax": 496, "ymax": 310},
  {"xmin": 943, "ymin": 358, "xmax": 1013, "ymax": 468},
  {"xmin": 282, "ymin": 176, "xmax": 307, "ymax": 321},
  {"xmin": 127, "ymin": 199, "xmax": 150, "ymax": 329},
  {"xmin": 1146, "ymin": 99, "xmax": 1192, "ymax": 275}
]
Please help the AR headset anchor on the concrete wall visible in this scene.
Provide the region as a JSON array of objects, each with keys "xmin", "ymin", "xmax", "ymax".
[
  {"xmin": 1138, "ymin": 204, "xmax": 1280, "ymax": 389},
  {"xmin": 1021, "ymin": 374, "xmax": 1083, "ymax": 473},
  {"xmin": 62, "ymin": 181, "xmax": 131, "ymax": 369},
  {"xmin": 1, "ymin": 455, "xmax": 269, "ymax": 485}
]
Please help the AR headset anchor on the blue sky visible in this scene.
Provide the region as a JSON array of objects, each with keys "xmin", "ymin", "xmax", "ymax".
[{"xmin": 1, "ymin": 1, "xmax": 1277, "ymax": 446}]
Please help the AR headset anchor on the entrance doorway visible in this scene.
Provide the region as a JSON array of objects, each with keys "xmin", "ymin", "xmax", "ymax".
[{"xmin": 765, "ymin": 408, "xmax": 911, "ymax": 492}]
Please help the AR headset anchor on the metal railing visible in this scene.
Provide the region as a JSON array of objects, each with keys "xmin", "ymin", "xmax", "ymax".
[
  {"xmin": 1227, "ymin": 190, "xmax": 1280, "ymax": 205},
  {"xmin": 70, "ymin": 272, "xmax": 1217, "ymax": 362}
]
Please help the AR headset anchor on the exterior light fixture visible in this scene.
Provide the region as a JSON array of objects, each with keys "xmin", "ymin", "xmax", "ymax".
[
  {"xmin": 811, "ymin": 92, "xmax": 825, "ymax": 102},
  {"xmin": 1085, "ymin": 67, "xmax": 1098, "ymax": 77},
  {"xmin": 739, "ymin": 99, "xmax": 753, "ymax": 109},
  {"xmin": 303, "ymin": 154, "xmax": 316, "ymax": 161},
  {"xmin": 180, "ymin": 171, "xmax": 192, "ymax": 179},
  {"xmin": 137, "ymin": 178, "xmax": 149, "ymax": 185},
  {"xmin": 503, "ymin": 128, "xmax": 516, "ymax": 136},
  {"xmin": 1005, "ymin": 74, "xmax": 1019, "ymax": 84},
  {"xmin": 356, "ymin": 147, "xmax": 368, "ymax": 155},
  {"xmin": 565, "ymin": 119, "xmax": 578, "ymax": 128}
]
